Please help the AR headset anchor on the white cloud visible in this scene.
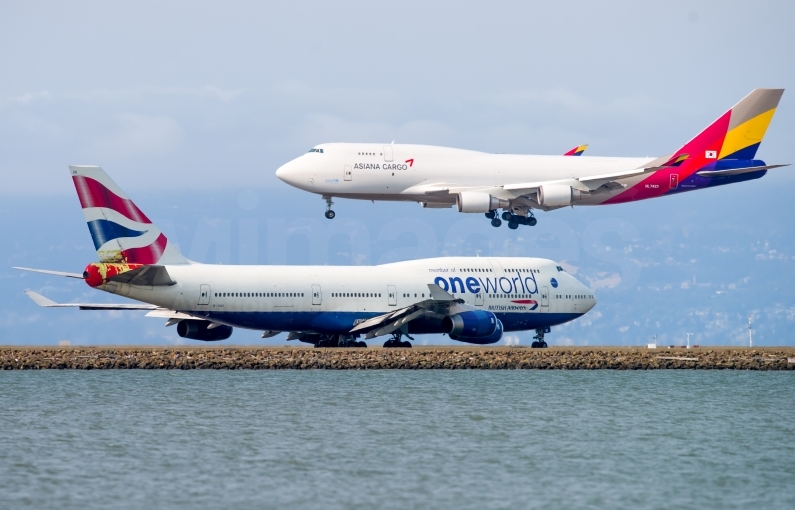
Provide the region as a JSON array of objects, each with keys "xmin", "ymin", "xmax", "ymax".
[
  {"xmin": 86, "ymin": 113, "xmax": 184, "ymax": 159},
  {"xmin": 5, "ymin": 90, "xmax": 52, "ymax": 106},
  {"xmin": 586, "ymin": 272, "xmax": 621, "ymax": 290},
  {"xmin": 503, "ymin": 335, "xmax": 520, "ymax": 346}
]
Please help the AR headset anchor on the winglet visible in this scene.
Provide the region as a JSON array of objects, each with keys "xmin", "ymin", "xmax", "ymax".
[
  {"xmin": 427, "ymin": 283, "xmax": 457, "ymax": 301},
  {"xmin": 563, "ymin": 144, "xmax": 588, "ymax": 156},
  {"xmin": 24, "ymin": 290, "xmax": 59, "ymax": 307}
]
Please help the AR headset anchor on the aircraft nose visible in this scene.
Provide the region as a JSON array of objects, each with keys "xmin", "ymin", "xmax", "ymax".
[
  {"xmin": 275, "ymin": 161, "xmax": 293, "ymax": 184},
  {"xmin": 580, "ymin": 281, "xmax": 597, "ymax": 313}
]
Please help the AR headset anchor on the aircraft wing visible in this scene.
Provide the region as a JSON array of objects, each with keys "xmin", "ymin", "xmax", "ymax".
[
  {"xmin": 24, "ymin": 290, "xmax": 158, "ymax": 310},
  {"xmin": 349, "ymin": 284, "xmax": 463, "ymax": 339}
]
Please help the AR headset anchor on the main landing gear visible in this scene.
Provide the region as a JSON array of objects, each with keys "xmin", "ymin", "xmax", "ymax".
[
  {"xmin": 315, "ymin": 334, "xmax": 367, "ymax": 348},
  {"xmin": 485, "ymin": 210, "xmax": 537, "ymax": 228},
  {"xmin": 323, "ymin": 195, "xmax": 335, "ymax": 219},
  {"xmin": 531, "ymin": 328, "xmax": 549, "ymax": 348},
  {"xmin": 383, "ymin": 330, "xmax": 413, "ymax": 348}
]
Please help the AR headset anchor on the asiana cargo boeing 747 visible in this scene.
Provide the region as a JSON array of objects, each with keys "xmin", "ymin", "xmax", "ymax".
[{"xmin": 276, "ymin": 89, "xmax": 786, "ymax": 229}]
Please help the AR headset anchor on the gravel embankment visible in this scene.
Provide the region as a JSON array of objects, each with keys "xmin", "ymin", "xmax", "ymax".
[{"xmin": 2, "ymin": 347, "xmax": 795, "ymax": 370}]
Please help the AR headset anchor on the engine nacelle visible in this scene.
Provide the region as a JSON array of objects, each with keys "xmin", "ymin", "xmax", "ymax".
[
  {"xmin": 452, "ymin": 319, "xmax": 504, "ymax": 345},
  {"xmin": 442, "ymin": 310, "xmax": 498, "ymax": 338},
  {"xmin": 177, "ymin": 320, "xmax": 233, "ymax": 341},
  {"xmin": 456, "ymin": 192, "xmax": 510, "ymax": 213},
  {"xmin": 537, "ymin": 184, "xmax": 581, "ymax": 207}
]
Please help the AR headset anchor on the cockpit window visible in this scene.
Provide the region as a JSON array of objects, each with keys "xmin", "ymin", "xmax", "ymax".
[{"xmin": 308, "ymin": 148, "xmax": 324, "ymax": 153}]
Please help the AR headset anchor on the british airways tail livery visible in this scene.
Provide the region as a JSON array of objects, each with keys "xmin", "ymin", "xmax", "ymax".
[
  {"xmin": 276, "ymin": 89, "xmax": 787, "ymax": 229},
  {"xmin": 17, "ymin": 166, "xmax": 596, "ymax": 347}
]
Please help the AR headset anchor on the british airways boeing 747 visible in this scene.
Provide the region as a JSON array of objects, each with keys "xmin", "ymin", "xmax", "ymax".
[{"xmin": 17, "ymin": 166, "xmax": 595, "ymax": 347}]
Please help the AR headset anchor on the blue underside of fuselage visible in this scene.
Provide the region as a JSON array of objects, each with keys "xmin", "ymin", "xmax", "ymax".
[
  {"xmin": 199, "ymin": 311, "xmax": 583, "ymax": 336},
  {"xmin": 665, "ymin": 169, "xmax": 767, "ymax": 196}
]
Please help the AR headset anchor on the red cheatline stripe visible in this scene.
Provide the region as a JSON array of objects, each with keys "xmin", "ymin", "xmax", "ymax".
[
  {"xmin": 120, "ymin": 233, "xmax": 167, "ymax": 264},
  {"xmin": 511, "ymin": 300, "xmax": 537, "ymax": 304},
  {"xmin": 72, "ymin": 176, "xmax": 151, "ymax": 224}
]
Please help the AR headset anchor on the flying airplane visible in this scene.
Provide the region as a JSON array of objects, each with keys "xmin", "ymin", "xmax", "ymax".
[
  {"xmin": 16, "ymin": 166, "xmax": 596, "ymax": 348},
  {"xmin": 276, "ymin": 89, "xmax": 786, "ymax": 229}
]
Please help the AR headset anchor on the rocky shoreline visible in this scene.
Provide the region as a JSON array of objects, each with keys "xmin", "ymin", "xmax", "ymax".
[{"xmin": 2, "ymin": 346, "xmax": 795, "ymax": 370}]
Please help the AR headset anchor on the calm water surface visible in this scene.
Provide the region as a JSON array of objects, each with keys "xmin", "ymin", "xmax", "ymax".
[{"xmin": 1, "ymin": 371, "xmax": 793, "ymax": 509}]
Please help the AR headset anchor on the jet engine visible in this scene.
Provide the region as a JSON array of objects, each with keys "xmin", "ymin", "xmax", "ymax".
[
  {"xmin": 177, "ymin": 320, "xmax": 233, "ymax": 341},
  {"xmin": 537, "ymin": 184, "xmax": 581, "ymax": 207},
  {"xmin": 444, "ymin": 314, "xmax": 504, "ymax": 345},
  {"xmin": 443, "ymin": 310, "xmax": 499, "ymax": 338},
  {"xmin": 456, "ymin": 192, "xmax": 510, "ymax": 213}
]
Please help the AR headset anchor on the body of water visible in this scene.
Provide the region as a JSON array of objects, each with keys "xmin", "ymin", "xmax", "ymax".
[{"xmin": 1, "ymin": 371, "xmax": 793, "ymax": 509}]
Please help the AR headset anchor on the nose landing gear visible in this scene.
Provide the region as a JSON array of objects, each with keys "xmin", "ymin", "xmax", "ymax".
[{"xmin": 323, "ymin": 195, "xmax": 335, "ymax": 219}]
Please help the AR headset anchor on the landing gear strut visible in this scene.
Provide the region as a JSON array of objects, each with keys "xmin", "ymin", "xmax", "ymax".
[
  {"xmin": 487, "ymin": 209, "xmax": 537, "ymax": 228},
  {"xmin": 383, "ymin": 330, "xmax": 413, "ymax": 348},
  {"xmin": 531, "ymin": 328, "xmax": 549, "ymax": 348},
  {"xmin": 315, "ymin": 334, "xmax": 367, "ymax": 348},
  {"xmin": 323, "ymin": 195, "xmax": 335, "ymax": 219}
]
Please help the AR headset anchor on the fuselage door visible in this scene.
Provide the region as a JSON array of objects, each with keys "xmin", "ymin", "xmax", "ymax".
[
  {"xmin": 387, "ymin": 285, "xmax": 397, "ymax": 306},
  {"xmin": 475, "ymin": 292, "xmax": 484, "ymax": 306},
  {"xmin": 383, "ymin": 145, "xmax": 394, "ymax": 162},
  {"xmin": 344, "ymin": 165, "xmax": 352, "ymax": 181},
  {"xmin": 669, "ymin": 173, "xmax": 679, "ymax": 189},
  {"xmin": 312, "ymin": 284, "xmax": 322, "ymax": 305},
  {"xmin": 540, "ymin": 286, "xmax": 549, "ymax": 311},
  {"xmin": 198, "ymin": 284, "xmax": 210, "ymax": 305}
]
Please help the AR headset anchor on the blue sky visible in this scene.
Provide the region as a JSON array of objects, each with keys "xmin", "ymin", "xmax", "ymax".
[{"xmin": 1, "ymin": 1, "xmax": 793, "ymax": 346}]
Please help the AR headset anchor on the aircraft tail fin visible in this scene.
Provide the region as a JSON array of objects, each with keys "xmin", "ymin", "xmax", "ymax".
[
  {"xmin": 69, "ymin": 166, "xmax": 190, "ymax": 265},
  {"xmin": 563, "ymin": 144, "xmax": 588, "ymax": 156},
  {"xmin": 649, "ymin": 89, "xmax": 784, "ymax": 169}
]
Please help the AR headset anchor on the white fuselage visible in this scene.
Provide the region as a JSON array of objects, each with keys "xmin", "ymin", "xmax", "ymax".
[
  {"xmin": 99, "ymin": 257, "xmax": 595, "ymax": 336},
  {"xmin": 276, "ymin": 143, "xmax": 655, "ymax": 207}
]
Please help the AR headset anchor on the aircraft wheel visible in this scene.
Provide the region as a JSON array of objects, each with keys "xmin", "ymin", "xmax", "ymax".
[
  {"xmin": 508, "ymin": 221, "xmax": 519, "ymax": 230},
  {"xmin": 531, "ymin": 341, "xmax": 540, "ymax": 348},
  {"xmin": 491, "ymin": 218, "xmax": 502, "ymax": 228},
  {"xmin": 355, "ymin": 341, "xmax": 367, "ymax": 348},
  {"xmin": 325, "ymin": 210, "xmax": 336, "ymax": 219},
  {"xmin": 541, "ymin": 341, "xmax": 548, "ymax": 348},
  {"xmin": 401, "ymin": 341, "xmax": 412, "ymax": 348},
  {"xmin": 527, "ymin": 216, "xmax": 537, "ymax": 226},
  {"xmin": 501, "ymin": 211, "xmax": 513, "ymax": 221},
  {"xmin": 485, "ymin": 210, "xmax": 496, "ymax": 219}
]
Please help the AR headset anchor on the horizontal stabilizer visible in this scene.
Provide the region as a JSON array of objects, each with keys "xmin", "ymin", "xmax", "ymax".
[
  {"xmin": 107, "ymin": 265, "xmax": 176, "ymax": 286},
  {"xmin": 24, "ymin": 290, "xmax": 157, "ymax": 310},
  {"xmin": 696, "ymin": 164, "xmax": 789, "ymax": 177},
  {"xmin": 14, "ymin": 267, "xmax": 83, "ymax": 279}
]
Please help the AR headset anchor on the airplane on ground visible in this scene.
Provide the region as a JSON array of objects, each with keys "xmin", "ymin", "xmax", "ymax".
[
  {"xmin": 16, "ymin": 166, "xmax": 596, "ymax": 347},
  {"xmin": 276, "ymin": 89, "xmax": 786, "ymax": 229}
]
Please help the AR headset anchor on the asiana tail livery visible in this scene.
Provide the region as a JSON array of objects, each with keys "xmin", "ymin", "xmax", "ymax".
[
  {"xmin": 276, "ymin": 89, "xmax": 787, "ymax": 229},
  {"xmin": 17, "ymin": 166, "xmax": 596, "ymax": 347}
]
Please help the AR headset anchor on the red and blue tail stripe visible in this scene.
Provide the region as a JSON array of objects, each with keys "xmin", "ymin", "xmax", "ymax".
[{"xmin": 69, "ymin": 165, "xmax": 189, "ymax": 265}]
